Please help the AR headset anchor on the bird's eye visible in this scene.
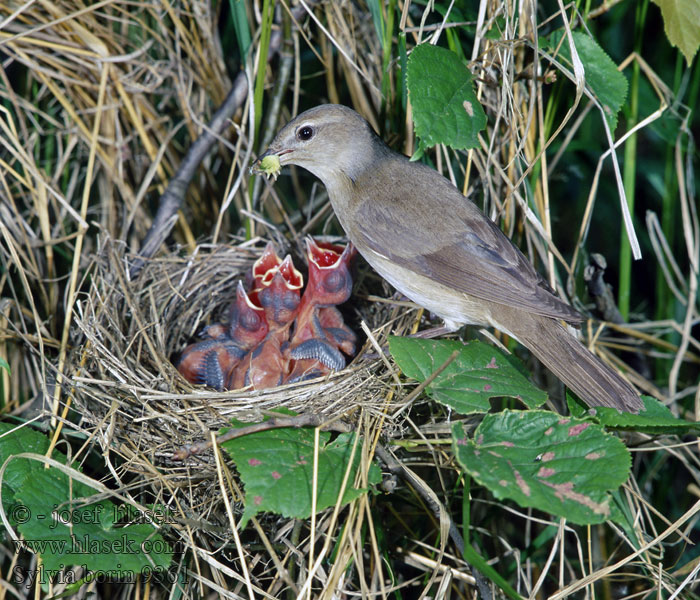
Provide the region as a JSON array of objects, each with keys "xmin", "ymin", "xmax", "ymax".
[
  {"xmin": 323, "ymin": 271, "xmax": 347, "ymax": 293},
  {"xmin": 283, "ymin": 291, "xmax": 300, "ymax": 310},
  {"xmin": 297, "ymin": 126, "xmax": 314, "ymax": 141},
  {"xmin": 240, "ymin": 311, "xmax": 261, "ymax": 331}
]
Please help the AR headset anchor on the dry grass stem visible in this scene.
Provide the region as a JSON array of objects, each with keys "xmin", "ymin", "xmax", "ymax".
[{"xmin": 0, "ymin": 0, "xmax": 696, "ymax": 598}]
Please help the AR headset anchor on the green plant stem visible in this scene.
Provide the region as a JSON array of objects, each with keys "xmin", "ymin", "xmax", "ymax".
[
  {"xmin": 461, "ymin": 470, "xmax": 523, "ymax": 599},
  {"xmin": 462, "ymin": 473, "xmax": 470, "ymax": 547},
  {"xmin": 398, "ymin": 32, "xmax": 408, "ymax": 111},
  {"xmin": 253, "ymin": 0, "xmax": 275, "ymax": 146},
  {"xmin": 247, "ymin": 0, "xmax": 275, "ymax": 239},
  {"xmin": 382, "ymin": 0, "xmax": 395, "ymax": 107},
  {"xmin": 656, "ymin": 69, "xmax": 678, "ymax": 326},
  {"xmin": 463, "ymin": 544, "xmax": 525, "ymax": 600},
  {"xmin": 251, "ymin": 11, "xmax": 293, "ymax": 218},
  {"xmin": 529, "ymin": 75, "xmax": 560, "ymax": 211},
  {"xmin": 618, "ymin": 0, "xmax": 648, "ymax": 319}
]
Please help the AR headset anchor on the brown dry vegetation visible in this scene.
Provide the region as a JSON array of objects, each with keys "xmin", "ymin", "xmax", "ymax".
[{"xmin": 0, "ymin": 0, "xmax": 698, "ymax": 598}]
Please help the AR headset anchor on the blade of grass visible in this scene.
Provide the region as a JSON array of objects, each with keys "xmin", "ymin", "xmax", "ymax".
[
  {"xmin": 368, "ymin": 0, "xmax": 396, "ymax": 116},
  {"xmin": 618, "ymin": 0, "xmax": 649, "ymax": 319},
  {"xmin": 230, "ymin": 0, "xmax": 252, "ymax": 60}
]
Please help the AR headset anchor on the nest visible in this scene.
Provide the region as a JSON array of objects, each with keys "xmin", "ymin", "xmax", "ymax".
[{"xmin": 68, "ymin": 236, "xmax": 413, "ymax": 480}]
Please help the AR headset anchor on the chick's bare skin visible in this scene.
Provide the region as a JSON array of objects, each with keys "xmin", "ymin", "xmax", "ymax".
[{"xmin": 254, "ymin": 104, "xmax": 643, "ymax": 413}]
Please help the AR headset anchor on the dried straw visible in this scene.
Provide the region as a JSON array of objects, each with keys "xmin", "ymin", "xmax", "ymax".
[{"xmin": 69, "ymin": 235, "xmax": 412, "ymax": 474}]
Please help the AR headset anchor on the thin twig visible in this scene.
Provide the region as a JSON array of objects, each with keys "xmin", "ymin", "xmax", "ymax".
[{"xmin": 172, "ymin": 412, "xmax": 352, "ymax": 460}]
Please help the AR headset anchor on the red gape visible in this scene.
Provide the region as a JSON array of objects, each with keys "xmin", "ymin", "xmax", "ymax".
[{"xmin": 245, "ymin": 241, "xmax": 282, "ymax": 291}]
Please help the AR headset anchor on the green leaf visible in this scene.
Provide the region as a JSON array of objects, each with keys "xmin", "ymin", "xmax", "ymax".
[
  {"xmin": 569, "ymin": 394, "xmax": 700, "ymax": 433},
  {"xmin": 222, "ymin": 424, "xmax": 381, "ymax": 527},
  {"xmin": 388, "ymin": 337, "xmax": 547, "ymax": 414},
  {"xmin": 651, "ymin": 0, "xmax": 700, "ymax": 65},
  {"xmin": 14, "ymin": 472, "xmax": 172, "ymax": 574},
  {"xmin": 0, "ymin": 357, "xmax": 9, "ymax": 374},
  {"xmin": 0, "ymin": 423, "xmax": 172, "ymax": 577},
  {"xmin": 452, "ymin": 411, "xmax": 631, "ymax": 525},
  {"xmin": 0, "ymin": 422, "xmax": 51, "ymax": 505},
  {"xmin": 545, "ymin": 31, "xmax": 628, "ymax": 131},
  {"xmin": 407, "ymin": 43, "xmax": 487, "ymax": 153}
]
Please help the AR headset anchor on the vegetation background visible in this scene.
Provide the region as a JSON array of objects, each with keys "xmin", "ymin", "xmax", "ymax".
[{"xmin": 0, "ymin": 0, "xmax": 698, "ymax": 598}]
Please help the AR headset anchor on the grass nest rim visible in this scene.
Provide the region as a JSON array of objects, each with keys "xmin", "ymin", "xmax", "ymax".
[{"xmin": 68, "ymin": 234, "xmax": 413, "ymax": 473}]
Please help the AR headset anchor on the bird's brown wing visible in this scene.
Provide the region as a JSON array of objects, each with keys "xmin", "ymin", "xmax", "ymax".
[{"xmin": 352, "ymin": 161, "xmax": 583, "ymax": 324}]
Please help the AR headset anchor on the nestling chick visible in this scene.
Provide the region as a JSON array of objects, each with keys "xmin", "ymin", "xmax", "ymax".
[
  {"xmin": 176, "ymin": 282, "xmax": 267, "ymax": 390},
  {"xmin": 286, "ymin": 238, "xmax": 357, "ymax": 382},
  {"xmin": 229, "ymin": 258, "xmax": 303, "ymax": 390}
]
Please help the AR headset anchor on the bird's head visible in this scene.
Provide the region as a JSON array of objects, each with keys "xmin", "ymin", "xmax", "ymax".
[
  {"xmin": 228, "ymin": 281, "xmax": 268, "ymax": 347},
  {"xmin": 255, "ymin": 256, "xmax": 304, "ymax": 328},
  {"xmin": 251, "ymin": 104, "xmax": 382, "ymax": 188},
  {"xmin": 303, "ymin": 238, "xmax": 356, "ymax": 307}
]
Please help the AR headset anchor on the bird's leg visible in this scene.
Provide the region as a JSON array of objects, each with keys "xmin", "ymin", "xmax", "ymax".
[
  {"xmin": 361, "ymin": 323, "xmax": 456, "ymax": 361},
  {"xmin": 409, "ymin": 324, "xmax": 456, "ymax": 339}
]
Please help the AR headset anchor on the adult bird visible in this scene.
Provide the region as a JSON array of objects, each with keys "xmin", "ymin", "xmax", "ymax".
[{"xmin": 253, "ymin": 104, "xmax": 643, "ymax": 413}]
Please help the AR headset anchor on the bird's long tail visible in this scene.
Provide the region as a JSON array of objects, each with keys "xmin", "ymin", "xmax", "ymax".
[{"xmin": 501, "ymin": 311, "xmax": 643, "ymax": 413}]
